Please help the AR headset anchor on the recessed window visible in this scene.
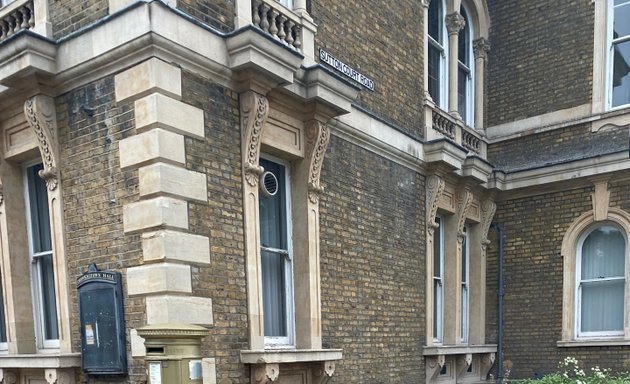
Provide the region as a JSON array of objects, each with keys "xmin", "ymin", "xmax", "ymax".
[
  {"xmin": 610, "ymin": 0, "xmax": 630, "ymax": 108},
  {"xmin": 25, "ymin": 163, "xmax": 59, "ymax": 349},
  {"xmin": 458, "ymin": 6, "xmax": 474, "ymax": 126},
  {"xmin": 259, "ymin": 158, "xmax": 294, "ymax": 347},
  {"xmin": 576, "ymin": 224, "xmax": 625, "ymax": 337},
  {"xmin": 428, "ymin": 0, "xmax": 447, "ymax": 108},
  {"xmin": 433, "ymin": 216, "xmax": 444, "ymax": 343},
  {"xmin": 461, "ymin": 225, "xmax": 470, "ymax": 343}
]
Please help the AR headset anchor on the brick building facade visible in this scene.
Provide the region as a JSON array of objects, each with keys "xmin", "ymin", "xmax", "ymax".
[{"xmin": 0, "ymin": 0, "xmax": 627, "ymax": 383}]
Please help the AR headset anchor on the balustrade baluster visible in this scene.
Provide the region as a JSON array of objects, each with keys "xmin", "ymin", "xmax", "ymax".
[
  {"xmin": 269, "ymin": 9, "xmax": 279, "ymax": 37},
  {"xmin": 12, "ymin": 11, "xmax": 22, "ymax": 33},
  {"xmin": 252, "ymin": 0, "xmax": 262, "ymax": 27},
  {"xmin": 0, "ymin": 20, "xmax": 7, "ymax": 41},
  {"xmin": 260, "ymin": 4, "xmax": 270, "ymax": 32},
  {"xmin": 277, "ymin": 15, "xmax": 287, "ymax": 40},
  {"xmin": 292, "ymin": 25, "xmax": 301, "ymax": 50},
  {"xmin": 285, "ymin": 19, "xmax": 295, "ymax": 46},
  {"xmin": 20, "ymin": 7, "xmax": 29, "ymax": 29}
]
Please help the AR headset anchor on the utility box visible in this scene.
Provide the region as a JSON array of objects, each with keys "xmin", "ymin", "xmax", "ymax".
[
  {"xmin": 136, "ymin": 324, "xmax": 210, "ymax": 384},
  {"xmin": 77, "ymin": 263, "xmax": 127, "ymax": 375}
]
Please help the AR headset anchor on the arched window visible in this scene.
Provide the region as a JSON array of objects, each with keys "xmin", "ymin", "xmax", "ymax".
[
  {"xmin": 428, "ymin": 0, "xmax": 447, "ymax": 108},
  {"xmin": 576, "ymin": 224, "xmax": 625, "ymax": 337},
  {"xmin": 458, "ymin": 5, "xmax": 474, "ymax": 126}
]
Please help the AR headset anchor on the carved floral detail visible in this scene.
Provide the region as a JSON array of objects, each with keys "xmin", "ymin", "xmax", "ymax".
[
  {"xmin": 445, "ymin": 12, "xmax": 465, "ymax": 35},
  {"xmin": 305, "ymin": 120, "xmax": 331, "ymax": 204},
  {"xmin": 24, "ymin": 95, "xmax": 59, "ymax": 191},
  {"xmin": 426, "ymin": 175, "xmax": 445, "ymax": 235},
  {"xmin": 0, "ymin": 369, "xmax": 17, "ymax": 384},
  {"xmin": 455, "ymin": 188, "xmax": 473, "ymax": 243},
  {"xmin": 253, "ymin": 363, "xmax": 279, "ymax": 384},
  {"xmin": 44, "ymin": 369, "xmax": 73, "ymax": 384},
  {"xmin": 241, "ymin": 92, "xmax": 269, "ymax": 187},
  {"xmin": 473, "ymin": 37, "xmax": 491, "ymax": 60}
]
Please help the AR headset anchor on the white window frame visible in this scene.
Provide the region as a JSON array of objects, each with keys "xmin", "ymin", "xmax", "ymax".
[
  {"xmin": 458, "ymin": 4, "xmax": 475, "ymax": 127},
  {"xmin": 0, "ymin": 273, "xmax": 7, "ymax": 352},
  {"xmin": 276, "ymin": 0, "xmax": 293, "ymax": 9},
  {"xmin": 575, "ymin": 223, "xmax": 626, "ymax": 339},
  {"xmin": 461, "ymin": 225, "xmax": 470, "ymax": 343},
  {"xmin": 607, "ymin": 0, "xmax": 630, "ymax": 110},
  {"xmin": 260, "ymin": 155, "xmax": 295, "ymax": 348},
  {"xmin": 0, "ymin": 0, "xmax": 14, "ymax": 7},
  {"xmin": 427, "ymin": 0, "xmax": 448, "ymax": 109},
  {"xmin": 433, "ymin": 215, "xmax": 444, "ymax": 344},
  {"xmin": 23, "ymin": 161, "xmax": 59, "ymax": 350}
]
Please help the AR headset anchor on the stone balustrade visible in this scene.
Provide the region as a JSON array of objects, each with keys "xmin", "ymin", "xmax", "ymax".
[
  {"xmin": 0, "ymin": 0, "xmax": 34, "ymax": 41},
  {"xmin": 424, "ymin": 102, "xmax": 488, "ymax": 158},
  {"xmin": 252, "ymin": 0, "xmax": 302, "ymax": 51}
]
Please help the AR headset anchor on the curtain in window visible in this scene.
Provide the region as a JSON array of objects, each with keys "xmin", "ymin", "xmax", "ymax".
[
  {"xmin": 580, "ymin": 226, "xmax": 625, "ymax": 333},
  {"xmin": 612, "ymin": 1, "xmax": 630, "ymax": 107},
  {"xmin": 259, "ymin": 159, "xmax": 289, "ymax": 338}
]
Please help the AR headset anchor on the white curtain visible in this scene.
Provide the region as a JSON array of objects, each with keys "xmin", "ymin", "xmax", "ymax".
[{"xmin": 580, "ymin": 226, "xmax": 625, "ymax": 333}]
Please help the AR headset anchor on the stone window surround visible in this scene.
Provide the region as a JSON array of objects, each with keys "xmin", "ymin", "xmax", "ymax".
[
  {"xmin": 560, "ymin": 180, "xmax": 630, "ymax": 346},
  {"xmin": 239, "ymin": 89, "xmax": 341, "ymax": 383},
  {"xmin": 0, "ymin": 96, "xmax": 79, "ymax": 382},
  {"xmin": 425, "ymin": 173, "xmax": 496, "ymax": 348},
  {"xmin": 422, "ymin": 0, "xmax": 490, "ymax": 130}
]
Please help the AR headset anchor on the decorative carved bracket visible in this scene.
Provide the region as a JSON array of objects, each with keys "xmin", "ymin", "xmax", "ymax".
[
  {"xmin": 426, "ymin": 355, "xmax": 447, "ymax": 380},
  {"xmin": 44, "ymin": 369, "xmax": 74, "ymax": 384},
  {"xmin": 305, "ymin": 120, "xmax": 331, "ymax": 204},
  {"xmin": 0, "ymin": 369, "xmax": 17, "ymax": 384},
  {"xmin": 445, "ymin": 12, "xmax": 465, "ymax": 35},
  {"xmin": 241, "ymin": 91, "xmax": 269, "ymax": 187},
  {"xmin": 252, "ymin": 363, "xmax": 280, "ymax": 384},
  {"xmin": 313, "ymin": 361, "xmax": 336, "ymax": 384},
  {"xmin": 426, "ymin": 174, "xmax": 445, "ymax": 236},
  {"xmin": 480, "ymin": 199, "xmax": 497, "ymax": 253},
  {"xmin": 24, "ymin": 95, "xmax": 60, "ymax": 191},
  {"xmin": 455, "ymin": 187, "xmax": 473, "ymax": 243},
  {"xmin": 456, "ymin": 353, "xmax": 473, "ymax": 377},
  {"xmin": 480, "ymin": 353, "xmax": 496, "ymax": 381}
]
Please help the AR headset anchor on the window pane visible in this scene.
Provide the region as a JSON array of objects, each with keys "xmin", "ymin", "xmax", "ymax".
[
  {"xmin": 0, "ymin": 271, "xmax": 6, "ymax": 343},
  {"xmin": 261, "ymin": 250, "xmax": 287, "ymax": 337},
  {"xmin": 259, "ymin": 160, "xmax": 287, "ymax": 250},
  {"xmin": 581, "ymin": 279, "xmax": 624, "ymax": 332},
  {"xmin": 458, "ymin": 67, "xmax": 469, "ymax": 122},
  {"xmin": 27, "ymin": 164, "xmax": 52, "ymax": 254},
  {"xmin": 461, "ymin": 228, "xmax": 468, "ymax": 282},
  {"xmin": 433, "ymin": 217, "xmax": 441, "ymax": 278},
  {"xmin": 39, "ymin": 254, "xmax": 58, "ymax": 340},
  {"xmin": 428, "ymin": 0, "xmax": 442, "ymax": 42},
  {"xmin": 458, "ymin": 9, "xmax": 470, "ymax": 65},
  {"xmin": 433, "ymin": 280, "xmax": 442, "ymax": 339},
  {"xmin": 612, "ymin": 40, "xmax": 630, "ymax": 107},
  {"xmin": 581, "ymin": 226, "xmax": 625, "ymax": 279},
  {"xmin": 428, "ymin": 45, "xmax": 441, "ymax": 104},
  {"xmin": 614, "ymin": 3, "xmax": 630, "ymax": 39}
]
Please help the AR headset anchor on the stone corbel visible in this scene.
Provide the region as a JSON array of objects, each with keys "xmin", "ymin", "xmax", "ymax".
[
  {"xmin": 0, "ymin": 369, "xmax": 18, "ymax": 384},
  {"xmin": 445, "ymin": 12, "xmax": 465, "ymax": 35},
  {"xmin": 426, "ymin": 355, "xmax": 447, "ymax": 381},
  {"xmin": 313, "ymin": 361, "xmax": 336, "ymax": 384},
  {"xmin": 480, "ymin": 353, "xmax": 496, "ymax": 381},
  {"xmin": 252, "ymin": 363, "xmax": 280, "ymax": 384},
  {"xmin": 480, "ymin": 199, "xmax": 497, "ymax": 254},
  {"xmin": 24, "ymin": 95, "xmax": 59, "ymax": 191},
  {"xmin": 304, "ymin": 119, "xmax": 331, "ymax": 204},
  {"xmin": 241, "ymin": 91, "xmax": 270, "ymax": 187},
  {"xmin": 44, "ymin": 368, "xmax": 74, "ymax": 384},
  {"xmin": 426, "ymin": 174, "xmax": 445, "ymax": 236},
  {"xmin": 455, "ymin": 187, "xmax": 473, "ymax": 244},
  {"xmin": 456, "ymin": 353, "xmax": 473, "ymax": 377}
]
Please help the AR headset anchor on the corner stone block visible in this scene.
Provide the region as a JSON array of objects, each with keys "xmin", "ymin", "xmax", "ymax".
[
  {"xmin": 146, "ymin": 295, "xmax": 213, "ymax": 325},
  {"xmin": 119, "ymin": 128, "xmax": 185, "ymax": 170},
  {"xmin": 135, "ymin": 93, "xmax": 205, "ymax": 139},
  {"xmin": 202, "ymin": 358, "xmax": 217, "ymax": 384},
  {"xmin": 123, "ymin": 196, "xmax": 188, "ymax": 233},
  {"xmin": 142, "ymin": 230, "xmax": 210, "ymax": 264},
  {"xmin": 130, "ymin": 329, "xmax": 146, "ymax": 357},
  {"xmin": 127, "ymin": 263, "xmax": 192, "ymax": 296},
  {"xmin": 139, "ymin": 163, "xmax": 208, "ymax": 202},
  {"xmin": 114, "ymin": 58, "xmax": 182, "ymax": 103}
]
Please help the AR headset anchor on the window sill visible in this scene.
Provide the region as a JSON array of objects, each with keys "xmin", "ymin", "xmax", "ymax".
[
  {"xmin": 557, "ymin": 339, "xmax": 630, "ymax": 348},
  {"xmin": 0, "ymin": 353, "xmax": 80, "ymax": 368},
  {"xmin": 422, "ymin": 344, "xmax": 497, "ymax": 356},
  {"xmin": 240, "ymin": 349, "xmax": 342, "ymax": 364}
]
